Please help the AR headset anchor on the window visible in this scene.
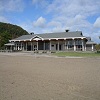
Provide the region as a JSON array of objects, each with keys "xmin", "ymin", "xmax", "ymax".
[
  {"xmin": 76, "ymin": 40, "xmax": 82, "ymax": 45},
  {"xmin": 68, "ymin": 40, "xmax": 73, "ymax": 45},
  {"xmin": 52, "ymin": 45, "xmax": 54, "ymax": 47}
]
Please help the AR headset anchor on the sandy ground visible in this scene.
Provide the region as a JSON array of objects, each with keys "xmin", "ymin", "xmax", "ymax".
[{"xmin": 0, "ymin": 52, "xmax": 100, "ymax": 100}]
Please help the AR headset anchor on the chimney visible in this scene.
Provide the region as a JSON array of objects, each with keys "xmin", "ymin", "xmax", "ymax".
[
  {"xmin": 30, "ymin": 32, "xmax": 34, "ymax": 35},
  {"xmin": 65, "ymin": 29, "xmax": 69, "ymax": 32}
]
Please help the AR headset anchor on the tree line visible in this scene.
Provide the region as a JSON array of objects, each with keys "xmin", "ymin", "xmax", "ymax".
[{"xmin": 0, "ymin": 22, "xmax": 29, "ymax": 49}]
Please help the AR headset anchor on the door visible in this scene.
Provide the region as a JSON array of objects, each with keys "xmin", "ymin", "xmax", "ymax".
[
  {"xmin": 34, "ymin": 45, "xmax": 37, "ymax": 51},
  {"xmin": 59, "ymin": 44, "xmax": 62, "ymax": 50}
]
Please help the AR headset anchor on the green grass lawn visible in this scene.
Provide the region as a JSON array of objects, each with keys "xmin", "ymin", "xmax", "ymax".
[{"xmin": 54, "ymin": 51, "xmax": 100, "ymax": 57}]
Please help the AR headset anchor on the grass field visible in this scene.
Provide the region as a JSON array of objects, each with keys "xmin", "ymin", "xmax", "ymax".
[{"xmin": 54, "ymin": 51, "xmax": 100, "ymax": 57}]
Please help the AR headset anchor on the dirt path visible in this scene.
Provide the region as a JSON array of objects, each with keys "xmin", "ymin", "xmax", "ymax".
[{"xmin": 0, "ymin": 53, "xmax": 100, "ymax": 100}]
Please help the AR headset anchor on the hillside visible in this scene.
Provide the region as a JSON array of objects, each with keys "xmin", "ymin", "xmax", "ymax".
[{"xmin": 0, "ymin": 22, "xmax": 29, "ymax": 49}]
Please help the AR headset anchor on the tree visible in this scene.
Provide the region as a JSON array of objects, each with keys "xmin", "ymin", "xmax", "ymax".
[
  {"xmin": 95, "ymin": 44, "xmax": 100, "ymax": 51},
  {"xmin": 0, "ymin": 31, "xmax": 11, "ymax": 49},
  {"xmin": 0, "ymin": 22, "xmax": 29, "ymax": 49}
]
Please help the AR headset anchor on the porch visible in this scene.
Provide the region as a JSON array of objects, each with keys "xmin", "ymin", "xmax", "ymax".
[{"xmin": 11, "ymin": 38, "xmax": 86, "ymax": 52}]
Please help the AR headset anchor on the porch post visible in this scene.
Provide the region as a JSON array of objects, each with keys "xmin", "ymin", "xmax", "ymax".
[
  {"xmin": 37, "ymin": 40, "xmax": 38, "ymax": 50},
  {"xmin": 16, "ymin": 43, "xmax": 17, "ymax": 50},
  {"xmin": 67, "ymin": 40, "xmax": 68, "ymax": 50},
  {"xmin": 31, "ymin": 42, "xmax": 33, "ymax": 51},
  {"xmin": 49, "ymin": 40, "xmax": 51, "ymax": 51},
  {"xmin": 14, "ymin": 44, "xmax": 16, "ymax": 50},
  {"xmin": 92, "ymin": 44, "xmax": 93, "ymax": 51},
  {"xmin": 44, "ymin": 41, "xmax": 45, "ymax": 50},
  {"xmin": 11, "ymin": 45, "xmax": 12, "ymax": 51},
  {"xmin": 21, "ymin": 42, "xmax": 22, "ymax": 50},
  {"xmin": 26, "ymin": 42, "xmax": 27, "ymax": 51},
  {"xmin": 82, "ymin": 39, "xmax": 84, "ymax": 51},
  {"xmin": 18, "ymin": 43, "xmax": 19, "ymax": 50},
  {"xmin": 73, "ymin": 39, "xmax": 76, "ymax": 51},
  {"xmin": 22, "ymin": 42, "xmax": 24, "ymax": 51},
  {"xmin": 64, "ymin": 39, "xmax": 66, "ymax": 50},
  {"xmin": 85, "ymin": 44, "xmax": 86, "ymax": 51},
  {"xmin": 58, "ymin": 40, "xmax": 59, "ymax": 51}
]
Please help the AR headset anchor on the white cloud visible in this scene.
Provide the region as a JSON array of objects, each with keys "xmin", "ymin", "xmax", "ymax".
[
  {"xmin": 32, "ymin": 0, "xmax": 49, "ymax": 8},
  {"xmin": 0, "ymin": 16, "xmax": 8, "ymax": 23},
  {"xmin": 46, "ymin": 0, "xmax": 100, "ymax": 31},
  {"xmin": 90, "ymin": 31, "xmax": 100, "ymax": 43},
  {"xmin": 47, "ymin": 0, "xmax": 100, "ymax": 17},
  {"xmin": 45, "ymin": 0, "xmax": 100, "ymax": 42},
  {"xmin": 1, "ymin": 0, "xmax": 99, "ymax": 43},
  {"xmin": 46, "ymin": 0, "xmax": 100, "ymax": 30},
  {"xmin": 19, "ymin": 0, "xmax": 100, "ymax": 43},
  {"xmin": 94, "ymin": 17, "xmax": 100, "ymax": 28},
  {"xmin": 46, "ymin": 14, "xmax": 91, "ymax": 33},
  {"xmin": 0, "ymin": 0, "xmax": 25, "ymax": 12},
  {"xmin": 48, "ymin": 21, "xmax": 61, "ymax": 27},
  {"xmin": 33, "ymin": 16, "xmax": 46, "ymax": 28},
  {"xmin": 18, "ymin": 22, "xmax": 34, "ymax": 33}
]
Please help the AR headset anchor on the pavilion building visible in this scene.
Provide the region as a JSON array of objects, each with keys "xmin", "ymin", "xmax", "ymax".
[{"xmin": 5, "ymin": 31, "xmax": 96, "ymax": 52}]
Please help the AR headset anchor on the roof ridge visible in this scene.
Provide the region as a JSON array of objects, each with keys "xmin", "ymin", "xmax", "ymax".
[{"xmin": 34, "ymin": 31, "xmax": 82, "ymax": 35}]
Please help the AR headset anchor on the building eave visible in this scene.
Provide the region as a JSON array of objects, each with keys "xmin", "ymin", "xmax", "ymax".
[
  {"xmin": 43, "ymin": 37, "xmax": 86, "ymax": 40},
  {"xmin": 5, "ymin": 42, "xmax": 15, "ymax": 46},
  {"xmin": 9, "ymin": 36, "xmax": 86, "ymax": 42}
]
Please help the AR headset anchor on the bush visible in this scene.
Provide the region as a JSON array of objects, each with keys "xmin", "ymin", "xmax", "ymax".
[
  {"xmin": 95, "ymin": 44, "xmax": 100, "ymax": 51},
  {"xmin": 97, "ymin": 51, "xmax": 100, "ymax": 53}
]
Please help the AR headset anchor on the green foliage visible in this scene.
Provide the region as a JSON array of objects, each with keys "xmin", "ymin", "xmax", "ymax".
[
  {"xmin": 54, "ymin": 52, "xmax": 100, "ymax": 57},
  {"xmin": 0, "ymin": 31, "xmax": 11, "ymax": 48},
  {"xmin": 0, "ymin": 22, "xmax": 29, "ymax": 49},
  {"xmin": 95, "ymin": 44, "xmax": 100, "ymax": 51}
]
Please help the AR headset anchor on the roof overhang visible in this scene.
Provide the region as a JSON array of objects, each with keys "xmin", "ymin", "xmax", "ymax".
[
  {"xmin": 86, "ymin": 42, "xmax": 97, "ymax": 45},
  {"xmin": 9, "ymin": 36, "xmax": 87, "ymax": 42},
  {"xmin": 5, "ymin": 42, "xmax": 15, "ymax": 46},
  {"xmin": 43, "ymin": 37, "xmax": 87, "ymax": 40},
  {"xmin": 9, "ymin": 35, "xmax": 44, "ymax": 42}
]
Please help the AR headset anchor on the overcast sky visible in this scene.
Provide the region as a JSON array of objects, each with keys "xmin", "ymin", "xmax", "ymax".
[{"xmin": 0, "ymin": 0, "xmax": 100, "ymax": 43}]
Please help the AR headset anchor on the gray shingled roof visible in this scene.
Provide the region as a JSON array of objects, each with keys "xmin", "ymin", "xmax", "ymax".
[
  {"xmin": 86, "ymin": 41, "xmax": 96, "ymax": 45},
  {"xmin": 10, "ymin": 31, "xmax": 86, "ymax": 41},
  {"xmin": 5, "ymin": 42, "xmax": 15, "ymax": 46},
  {"xmin": 37, "ymin": 31, "xmax": 84, "ymax": 38},
  {"xmin": 86, "ymin": 37, "xmax": 96, "ymax": 45}
]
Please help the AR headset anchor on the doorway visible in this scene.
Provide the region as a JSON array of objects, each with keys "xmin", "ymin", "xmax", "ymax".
[{"xmin": 34, "ymin": 45, "xmax": 37, "ymax": 51}]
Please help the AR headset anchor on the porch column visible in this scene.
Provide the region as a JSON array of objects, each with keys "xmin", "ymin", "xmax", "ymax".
[
  {"xmin": 31, "ymin": 42, "xmax": 33, "ymax": 51},
  {"xmin": 18, "ymin": 43, "xmax": 19, "ymax": 50},
  {"xmin": 67, "ymin": 40, "xmax": 68, "ymax": 50},
  {"xmin": 84, "ymin": 44, "xmax": 86, "ymax": 51},
  {"xmin": 36, "ymin": 41, "xmax": 38, "ymax": 50},
  {"xmin": 49, "ymin": 40, "xmax": 51, "ymax": 51},
  {"xmin": 23, "ymin": 42, "xmax": 25, "ymax": 50},
  {"xmin": 73, "ymin": 38, "xmax": 76, "ymax": 51},
  {"xmin": 57, "ymin": 40, "xmax": 59, "ymax": 51},
  {"xmin": 11, "ymin": 45, "xmax": 12, "ymax": 51},
  {"xmin": 82, "ymin": 39, "xmax": 84, "ymax": 51},
  {"xmin": 26, "ymin": 42, "xmax": 27, "ymax": 51},
  {"xmin": 64, "ymin": 39, "xmax": 66, "ymax": 50},
  {"xmin": 92, "ymin": 44, "xmax": 93, "ymax": 51},
  {"xmin": 44, "ymin": 41, "xmax": 45, "ymax": 50},
  {"xmin": 14, "ymin": 44, "xmax": 16, "ymax": 50},
  {"xmin": 21, "ymin": 42, "xmax": 22, "ymax": 50},
  {"xmin": 16, "ymin": 43, "xmax": 17, "ymax": 50}
]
